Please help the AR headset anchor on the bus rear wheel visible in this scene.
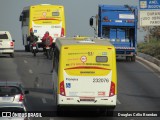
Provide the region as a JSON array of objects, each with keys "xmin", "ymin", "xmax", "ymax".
[{"xmin": 25, "ymin": 45, "xmax": 30, "ymax": 52}]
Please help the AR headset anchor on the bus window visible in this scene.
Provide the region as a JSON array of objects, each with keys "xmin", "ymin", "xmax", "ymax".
[{"xmin": 22, "ymin": 11, "xmax": 29, "ymax": 26}]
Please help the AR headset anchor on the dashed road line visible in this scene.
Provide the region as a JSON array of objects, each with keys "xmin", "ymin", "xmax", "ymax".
[
  {"xmin": 42, "ymin": 98, "xmax": 47, "ymax": 104},
  {"xmin": 24, "ymin": 60, "xmax": 27, "ymax": 63},
  {"xmin": 50, "ymin": 118, "xmax": 54, "ymax": 120},
  {"xmin": 29, "ymin": 69, "xmax": 33, "ymax": 74},
  {"xmin": 117, "ymin": 99, "xmax": 121, "ymax": 104}
]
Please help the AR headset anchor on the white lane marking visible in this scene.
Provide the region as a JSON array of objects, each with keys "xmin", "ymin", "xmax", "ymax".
[
  {"xmin": 137, "ymin": 61, "xmax": 160, "ymax": 79},
  {"xmin": 42, "ymin": 98, "xmax": 47, "ymax": 104},
  {"xmin": 50, "ymin": 118, "xmax": 54, "ymax": 120},
  {"xmin": 117, "ymin": 99, "xmax": 121, "ymax": 104},
  {"xmin": 24, "ymin": 60, "xmax": 28, "ymax": 64},
  {"xmin": 29, "ymin": 69, "xmax": 33, "ymax": 74}
]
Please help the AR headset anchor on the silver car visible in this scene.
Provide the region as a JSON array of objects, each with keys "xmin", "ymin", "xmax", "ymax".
[
  {"xmin": 0, "ymin": 82, "xmax": 29, "ymax": 104},
  {"xmin": 0, "ymin": 103, "xmax": 29, "ymax": 120}
]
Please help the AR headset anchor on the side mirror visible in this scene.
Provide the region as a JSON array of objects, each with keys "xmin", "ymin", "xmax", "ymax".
[
  {"xmin": 12, "ymin": 40, "xmax": 15, "ymax": 42},
  {"xmin": 24, "ymin": 90, "xmax": 29, "ymax": 94},
  {"xmin": 90, "ymin": 17, "xmax": 94, "ymax": 26},
  {"xmin": 19, "ymin": 15, "xmax": 23, "ymax": 21}
]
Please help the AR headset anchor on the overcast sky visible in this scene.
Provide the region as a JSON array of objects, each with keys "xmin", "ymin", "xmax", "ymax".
[{"xmin": 0, "ymin": 0, "xmax": 141, "ymax": 50}]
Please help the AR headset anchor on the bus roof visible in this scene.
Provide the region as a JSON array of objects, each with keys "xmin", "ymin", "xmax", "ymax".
[
  {"xmin": 56, "ymin": 37, "xmax": 114, "ymax": 50},
  {"xmin": 22, "ymin": 4, "xmax": 64, "ymax": 11}
]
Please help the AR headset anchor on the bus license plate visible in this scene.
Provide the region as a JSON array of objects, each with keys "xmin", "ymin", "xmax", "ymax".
[{"xmin": 2, "ymin": 97, "xmax": 12, "ymax": 102}]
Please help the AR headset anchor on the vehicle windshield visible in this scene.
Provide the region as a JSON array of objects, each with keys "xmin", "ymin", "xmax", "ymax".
[
  {"xmin": 0, "ymin": 34, "xmax": 8, "ymax": 39},
  {"xmin": 0, "ymin": 86, "xmax": 21, "ymax": 96}
]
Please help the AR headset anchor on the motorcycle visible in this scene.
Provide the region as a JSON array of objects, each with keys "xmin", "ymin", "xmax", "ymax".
[
  {"xmin": 44, "ymin": 39, "xmax": 53, "ymax": 59},
  {"xmin": 31, "ymin": 42, "xmax": 38, "ymax": 56}
]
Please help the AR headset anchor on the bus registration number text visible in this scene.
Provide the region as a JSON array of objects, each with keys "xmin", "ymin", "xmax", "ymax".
[{"xmin": 93, "ymin": 78, "xmax": 109, "ymax": 83}]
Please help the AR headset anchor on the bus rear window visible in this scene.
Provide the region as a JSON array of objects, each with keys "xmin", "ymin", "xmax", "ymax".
[
  {"xmin": 96, "ymin": 56, "xmax": 108, "ymax": 62},
  {"xmin": 52, "ymin": 12, "xmax": 59, "ymax": 16}
]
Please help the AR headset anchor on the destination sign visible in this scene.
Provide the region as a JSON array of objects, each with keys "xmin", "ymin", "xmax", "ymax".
[{"xmin": 139, "ymin": 0, "xmax": 160, "ymax": 9}]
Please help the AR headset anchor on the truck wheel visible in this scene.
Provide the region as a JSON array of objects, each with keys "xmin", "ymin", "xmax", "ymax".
[
  {"xmin": 131, "ymin": 55, "xmax": 136, "ymax": 62},
  {"xmin": 126, "ymin": 56, "xmax": 131, "ymax": 62}
]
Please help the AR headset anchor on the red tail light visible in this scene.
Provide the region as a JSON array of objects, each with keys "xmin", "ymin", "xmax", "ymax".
[
  {"xmin": 19, "ymin": 94, "xmax": 24, "ymax": 102},
  {"xmin": 60, "ymin": 81, "xmax": 66, "ymax": 96},
  {"xmin": 30, "ymin": 28, "xmax": 33, "ymax": 32},
  {"xmin": 10, "ymin": 41, "xmax": 14, "ymax": 46},
  {"xmin": 109, "ymin": 82, "xmax": 115, "ymax": 97},
  {"xmin": 126, "ymin": 20, "xmax": 134, "ymax": 23},
  {"xmin": 61, "ymin": 28, "xmax": 64, "ymax": 37}
]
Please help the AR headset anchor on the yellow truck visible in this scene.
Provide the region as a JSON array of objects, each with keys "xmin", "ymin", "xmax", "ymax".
[{"xmin": 52, "ymin": 37, "xmax": 117, "ymax": 115}]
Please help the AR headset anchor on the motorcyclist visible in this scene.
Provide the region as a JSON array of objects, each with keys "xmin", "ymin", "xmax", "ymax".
[
  {"xmin": 41, "ymin": 31, "xmax": 54, "ymax": 58},
  {"xmin": 42, "ymin": 31, "xmax": 53, "ymax": 46},
  {"xmin": 27, "ymin": 31, "xmax": 38, "ymax": 51}
]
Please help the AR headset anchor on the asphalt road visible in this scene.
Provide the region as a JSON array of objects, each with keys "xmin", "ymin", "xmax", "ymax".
[{"xmin": 0, "ymin": 52, "xmax": 160, "ymax": 120}]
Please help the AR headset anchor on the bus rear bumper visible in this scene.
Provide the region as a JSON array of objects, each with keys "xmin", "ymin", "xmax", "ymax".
[{"xmin": 57, "ymin": 94, "xmax": 117, "ymax": 106}]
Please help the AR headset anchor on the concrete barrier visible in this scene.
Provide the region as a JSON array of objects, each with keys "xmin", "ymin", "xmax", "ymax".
[
  {"xmin": 137, "ymin": 52, "xmax": 160, "ymax": 67},
  {"xmin": 137, "ymin": 52, "xmax": 160, "ymax": 73}
]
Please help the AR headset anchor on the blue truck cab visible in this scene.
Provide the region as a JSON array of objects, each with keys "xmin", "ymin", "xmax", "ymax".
[{"xmin": 90, "ymin": 5, "xmax": 138, "ymax": 61}]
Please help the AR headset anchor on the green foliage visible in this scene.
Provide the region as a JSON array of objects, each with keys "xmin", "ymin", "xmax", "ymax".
[{"xmin": 138, "ymin": 40, "xmax": 160, "ymax": 59}]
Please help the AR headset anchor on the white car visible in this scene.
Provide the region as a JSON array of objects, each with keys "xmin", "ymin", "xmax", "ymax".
[{"xmin": 0, "ymin": 31, "xmax": 15, "ymax": 57}]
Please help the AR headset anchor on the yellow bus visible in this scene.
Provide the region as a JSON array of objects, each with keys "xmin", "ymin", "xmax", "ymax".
[
  {"xmin": 19, "ymin": 4, "xmax": 66, "ymax": 51},
  {"xmin": 52, "ymin": 37, "xmax": 117, "ymax": 115}
]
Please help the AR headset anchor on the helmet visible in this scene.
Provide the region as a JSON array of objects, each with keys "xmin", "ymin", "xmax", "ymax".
[{"xmin": 45, "ymin": 31, "xmax": 49, "ymax": 35}]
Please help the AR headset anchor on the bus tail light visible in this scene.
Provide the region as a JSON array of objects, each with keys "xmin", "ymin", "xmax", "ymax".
[
  {"xmin": 109, "ymin": 82, "xmax": 115, "ymax": 97},
  {"xmin": 61, "ymin": 28, "xmax": 64, "ymax": 37},
  {"xmin": 30, "ymin": 28, "xmax": 33, "ymax": 32},
  {"xmin": 60, "ymin": 81, "xmax": 66, "ymax": 96}
]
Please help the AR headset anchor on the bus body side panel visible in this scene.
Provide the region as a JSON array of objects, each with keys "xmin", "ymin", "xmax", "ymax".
[
  {"xmin": 21, "ymin": 9, "xmax": 30, "ymax": 47},
  {"xmin": 57, "ymin": 45, "xmax": 117, "ymax": 106},
  {"xmin": 22, "ymin": 25, "xmax": 29, "ymax": 46}
]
